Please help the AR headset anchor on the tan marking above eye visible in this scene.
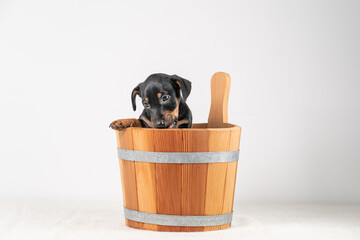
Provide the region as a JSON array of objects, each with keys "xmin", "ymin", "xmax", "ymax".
[
  {"xmin": 145, "ymin": 97, "xmax": 149, "ymax": 103},
  {"xmin": 157, "ymin": 93, "xmax": 162, "ymax": 99}
]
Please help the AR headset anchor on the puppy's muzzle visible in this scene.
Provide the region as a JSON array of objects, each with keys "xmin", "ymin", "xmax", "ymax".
[{"xmin": 154, "ymin": 120, "xmax": 166, "ymax": 128}]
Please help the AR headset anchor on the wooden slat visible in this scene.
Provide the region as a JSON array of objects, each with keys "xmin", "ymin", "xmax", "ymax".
[
  {"xmin": 203, "ymin": 165, "xmax": 227, "ymax": 232},
  {"xmin": 116, "ymin": 129, "xmax": 133, "ymax": 150},
  {"xmin": 132, "ymin": 128, "xmax": 158, "ymax": 231},
  {"xmin": 180, "ymin": 131, "xmax": 209, "ymax": 232},
  {"xmin": 135, "ymin": 162, "xmax": 157, "ymax": 230},
  {"xmin": 181, "ymin": 163, "xmax": 207, "ymax": 213},
  {"xmin": 222, "ymin": 161, "xmax": 238, "ymax": 214},
  {"xmin": 117, "ymin": 129, "xmax": 138, "ymax": 225},
  {"xmin": 154, "ymin": 130, "xmax": 183, "ymax": 232},
  {"xmin": 222, "ymin": 127, "xmax": 241, "ymax": 214},
  {"xmin": 117, "ymin": 129, "xmax": 138, "ymax": 211},
  {"xmin": 229, "ymin": 126, "xmax": 242, "ymax": 150},
  {"xmin": 155, "ymin": 163, "xmax": 182, "ymax": 231},
  {"xmin": 119, "ymin": 160, "xmax": 138, "ymax": 211},
  {"xmin": 181, "ymin": 130, "xmax": 209, "ymax": 232},
  {"xmin": 203, "ymin": 130, "xmax": 231, "ymax": 231},
  {"xmin": 204, "ymin": 162, "xmax": 228, "ymax": 215},
  {"xmin": 181, "ymin": 163, "xmax": 207, "ymax": 232},
  {"xmin": 134, "ymin": 162, "xmax": 157, "ymax": 231}
]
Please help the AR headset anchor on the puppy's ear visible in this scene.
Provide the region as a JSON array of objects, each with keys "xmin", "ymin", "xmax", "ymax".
[
  {"xmin": 171, "ymin": 75, "xmax": 192, "ymax": 101},
  {"xmin": 131, "ymin": 84, "xmax": 141, "ymax": 111}
]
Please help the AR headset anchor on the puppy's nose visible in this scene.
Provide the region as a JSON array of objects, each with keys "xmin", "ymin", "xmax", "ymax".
[{"xmin": 155, "ymin": 120, "xmax": 165, "ymax": 128}]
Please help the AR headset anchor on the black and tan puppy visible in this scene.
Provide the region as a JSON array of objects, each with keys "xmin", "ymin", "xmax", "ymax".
[{"xmin": 110, "ymin": 73, "xmax": 192, "ymax": 130}]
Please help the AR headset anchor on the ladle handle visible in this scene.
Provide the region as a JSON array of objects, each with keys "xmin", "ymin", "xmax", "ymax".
[{"xmin": 208, "ymin": 72, "xmax": 231, "ymax": 128}]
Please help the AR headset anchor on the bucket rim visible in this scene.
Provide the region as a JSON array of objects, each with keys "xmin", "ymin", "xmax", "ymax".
[{"xmin": 121, "ymin": 123, "xmax": 241, "ymax": 132}]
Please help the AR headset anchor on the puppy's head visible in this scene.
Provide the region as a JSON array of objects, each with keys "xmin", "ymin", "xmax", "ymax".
[{"xmin": 131, "ymin": 73, "xmax": 191, "ymax": 128}]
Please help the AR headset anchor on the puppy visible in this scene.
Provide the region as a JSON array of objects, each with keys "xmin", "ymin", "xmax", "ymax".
[{"xmin": 110, "ymin": 73, "xmax": 192, "ymax": 130}]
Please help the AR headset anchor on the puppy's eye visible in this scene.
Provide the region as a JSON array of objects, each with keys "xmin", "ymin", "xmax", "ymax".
[
  {"xmin": 162, "ymin": 95, "xmax": 170, "ymax": 102},
  {"xmin": 143, "ymin": 102, "xmax": 150, "ymax": 109}
]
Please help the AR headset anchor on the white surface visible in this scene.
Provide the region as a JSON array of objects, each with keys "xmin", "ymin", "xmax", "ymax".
[
  {"xmin": 1, "ymin": 0, "xmax": 360, "ymax": 203},
  {"xmin": 0, "ymin": 199, "xmax": 359, "ymax": 240}
]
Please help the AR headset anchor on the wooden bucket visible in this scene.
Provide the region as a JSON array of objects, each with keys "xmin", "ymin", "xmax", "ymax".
[{"xmin": 114, "ymin": 72, "xmax": 241, "ymax": 232}]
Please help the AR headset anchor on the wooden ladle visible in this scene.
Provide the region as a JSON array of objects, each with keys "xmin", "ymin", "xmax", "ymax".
[{"xmin": 208, "ymin": 72, "xmax": 231, "ymax": 128}]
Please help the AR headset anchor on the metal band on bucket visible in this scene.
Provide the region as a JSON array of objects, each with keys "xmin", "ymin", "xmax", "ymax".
[
  {"xmin": 117, "ymin": 148, "xmax": 239, "ymax": 163},
  {"xmin": 124, "ymin": 207, "xmax": 233, "ymax": 227}
]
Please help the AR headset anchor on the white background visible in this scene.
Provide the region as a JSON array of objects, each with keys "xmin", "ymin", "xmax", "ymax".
[{"xmin": 1, "ymin": 0, "xmax": 359, "ymax": 204}]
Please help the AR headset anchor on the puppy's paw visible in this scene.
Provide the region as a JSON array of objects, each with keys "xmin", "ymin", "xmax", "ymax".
[
  {"xmin": 109, "ymin": 120, "xmax": 125, "ymax": 130},
  {"xmin": 109, "ymin": 119, "xmax": 141, "ymax": 131}
]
